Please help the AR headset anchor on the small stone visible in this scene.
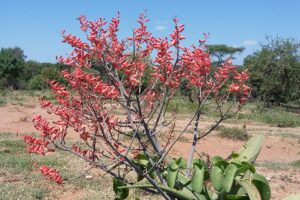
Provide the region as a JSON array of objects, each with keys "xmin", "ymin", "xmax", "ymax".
[
  {"xmin": 266, "ymin": 176, "xmax": 272, "ymax": 181},
  {"xmin": 85, "ymin": 175, "xmax": 93, "ymax": 180}
]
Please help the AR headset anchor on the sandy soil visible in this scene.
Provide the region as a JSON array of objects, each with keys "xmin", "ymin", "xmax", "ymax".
[{"xmin": 1, "ymin": 98, "xmax": 300, "ymax": 199}]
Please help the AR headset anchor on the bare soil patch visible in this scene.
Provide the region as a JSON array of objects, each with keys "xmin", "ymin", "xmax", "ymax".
[{"xmin": 1, "ymin": 96, "xmax": 300, "ymax": 199}]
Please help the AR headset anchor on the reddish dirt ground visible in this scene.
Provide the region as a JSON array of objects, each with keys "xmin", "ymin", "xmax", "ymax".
[
  {"xmin": 173, "ymin": 135, "xmax": 300, "ymax": 162},
  {"xmin": 1, "ymin": 98, "xmax": 300, "ymax": 199}
]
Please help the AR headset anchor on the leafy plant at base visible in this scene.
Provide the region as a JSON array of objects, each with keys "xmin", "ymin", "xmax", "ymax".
[
  {"xmin": 22, "ymin": 13, "xmax": 269, "ymax": 200},
  {"xmin": 113, "ymin": 177, "xmax": 129, "ymax": 200},
  {"xmin": 123, "ymin": 135, "xmax": 270, "ymax": 200}
]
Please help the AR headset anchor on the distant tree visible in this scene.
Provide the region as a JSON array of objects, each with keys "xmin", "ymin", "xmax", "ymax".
[
  {"xmin": 27, "ymin": 63, "xmax": 66, "ymax": 90},
  {"xmin": 41, "ymin": 64, "xmax": 64, "ymax": 83},
  {"xmin": 0, "ymin": 47, "xmax": 26, "ymax": 89},
  {"xmin": 244, "ymin": 36, "xmax": 300, "ymax": 104},
  {"xmin": 207, "ymin": 44, "xmax": 244, "ymax": 66},
  {"xmin": 23, "ymin": 60, "xmax": 44, "ymax": 81}
]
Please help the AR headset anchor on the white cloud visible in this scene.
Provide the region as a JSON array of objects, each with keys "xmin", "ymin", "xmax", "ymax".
[
  {"xmin": 242, "ymin": 40, "xmax": 258, "ymax": 46},
  {"xmin": 156, "ymin": 25, "xmax": 167, "ymax": 31}
]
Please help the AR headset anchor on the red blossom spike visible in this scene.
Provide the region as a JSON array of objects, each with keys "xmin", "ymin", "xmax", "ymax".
[{"xmin": 39, "ymin": 165, "xmax": 63, "ymax": 184}]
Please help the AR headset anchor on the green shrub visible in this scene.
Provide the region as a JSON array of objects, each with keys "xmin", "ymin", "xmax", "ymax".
[
  {"xmin": 26, "ymin": 66, "xmax": 66, "ymax": 90},
  {"xmin": 0, "ymin": 97, "xmax": 6, "ymax": 106},
  {"xmin": 291, "ymin": 160, "xmax": 300, "ymax": 168},
  {"xmin": 253, "ymin": 106, "xmax": 300, "ymax": 127},
  {"xmin": 229, "ymin": 102, "xmax": 300, "ymax": 127},
  {"xmin": 41, "ymin": 66, "xmax": 64, "ymax": 83},
  {"xmin": 166, "ymin": 96, "xmax": 198, "ymax": 113},
  {"xmin": 27, "ymin": 75, "xmax": 48, "ymax": 90}
]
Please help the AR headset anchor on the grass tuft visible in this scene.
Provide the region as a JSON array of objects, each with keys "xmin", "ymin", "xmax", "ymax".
[
  {"xmin": 216, "ymin": 125, "xmax": 249, "ymax": 141},
  {"xmin": 0, "ymin": 98, "xmax": 6, "ymax": 106},
  {"xmin": 256, "ymin": 160, "xmax": 300, "ymax": 170},
  {"xmin": 249, "ymin": 105, "xmax": 300, "ymax": 127},
  {"xmin": 166, "ymin": 97, "xmax": 198, "ymax": 113},
  {"xmin": 0, "ymin": 137, "xmax": 65, "ymax": 174},
  {"xmin": 0, "ymin": 132, "xmax": 162, "ymax": 199}
]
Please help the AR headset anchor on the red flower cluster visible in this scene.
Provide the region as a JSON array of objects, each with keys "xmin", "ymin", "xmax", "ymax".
[
  {"xmin": 228, "ymin": 70, "xmax": 251, "ymax": 104},
  {"xmin": 72, "ymin": 144, "xmax": 93, "ymax": 159},
  {"xmin": 170, "ymin": 17, "xmax": 185, "ymax": 46},
  {"xmin": 39, "ymin": 165, "xmax": 63, "ymax": 184},
  {"xmin": 23, "ymin": 135, "xmax": 53, "ymax": 155},
  {"xmin": 32, "ymin": 115, "xmax": 62, "ymax": 139},
  {"xmin": 181, "ymin": 47, "xmax": 211, "ymax": 88}
]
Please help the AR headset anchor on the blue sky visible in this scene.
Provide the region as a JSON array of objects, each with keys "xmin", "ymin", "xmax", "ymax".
[{"xmin": 0, "ymin": 0, "xmax": 299, "ymax": 64}]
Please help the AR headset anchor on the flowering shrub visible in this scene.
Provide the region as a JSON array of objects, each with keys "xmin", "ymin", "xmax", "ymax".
[{"xmin": 21, "ymin": 13, "xmax": 266, "ymax": 200}]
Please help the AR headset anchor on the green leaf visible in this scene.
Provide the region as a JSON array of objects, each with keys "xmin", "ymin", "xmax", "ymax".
[
  {"xmin": 118, "ymin": 184, "xmax": 198, "ymax": 200},
  {"xmin": 167, "ymin": 160, "xmax": 180, "ymax": 188},
  {"xmin": 177, "ymin": 173, "xmax": 192, "ymax": 190},
  {"xmin": 205, "ymin": 186, "xmax": 219, "ymax": 200},
  {"xmin": 211, "ymin": 166, "xmax": 224, "ymax": 191},
  {"xmin": 236, "ymin": 180, "xmax": 258, "ymax": 200},
  {"xmin": 193, "ymin": 159, "xmax": 210, "ymax": 181},
  {"xmin": 137, "ymin": 152, "xmax": 147, "ymax": 160},
  {"xmin": 231, "ymin": 152, "xmax": 240, "ymax": 159},
  {"xmin": 147, "ymin": 166, "xmax": 157, "ymax": 179},
  {"xmin": 224, "ymin": 194, "xmax": 249, "ymax": 200},
  {"xmin": 231, "ymin": 135, "xmax": 264, "ymax": 164},
  {"xmin": 236, "ymin": 187, "xmax": 247, "ymax": 196},
  {"xmin": 194, "ymin": 193, "xmax": 207, "ymax": 200},
  {"xmin": 191, "ymin": 163, "xmax": 205, "ymax": 193},
  {"xmin": 212, "ymin": 156, "xmax": 224, "ymax": 165},
  {"xmin": 223, "ymin": 164, "xmax": 238, "ymax": 193},
  {"xmin": 151, "ymin": 154, "xmax": 159, "ymax": 162},
  {"xmin": 252, "ymin": 174, "xmax": 271, "ymax": 200},
  {"xmin": 176, "ymin": 157, "xmax": 187, "ymax": 168},
  {"xmin": 231, "ymin": 162, "xmax": 251, "ymax": 175},
  {"xmin": 241, "ymin": 161, "xmax": 256, "ymax": 173},
  {"xmin": 113, "ymin": 177, "xmax": 129, "ymax": 200},
  {"xmin": 139, "ymin": 159, "xmax": 149, "ymax": 167},
  {"xmin": 213, "ymin": 157, "xmax": 229, "ymax": 170},
  {"xmin": 136, "ymin": 152, "xmax": 149, "ymax": 167}
]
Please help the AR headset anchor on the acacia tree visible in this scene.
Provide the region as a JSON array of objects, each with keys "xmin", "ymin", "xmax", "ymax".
[
  {"xmin": 206, "ymin": 44, "xmax": 244, "ymax": 66},
  {"xmin": 23, "ymin": 14, "xmax": 269, "ymax": 200}
]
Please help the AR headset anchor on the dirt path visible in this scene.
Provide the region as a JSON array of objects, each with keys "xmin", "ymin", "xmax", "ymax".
[{"xmin": 172, "ymin": 135, "xmax": 300, "ymax": 162}]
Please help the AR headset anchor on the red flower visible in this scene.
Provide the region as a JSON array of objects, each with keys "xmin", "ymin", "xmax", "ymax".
[
  {"xmin": 39, "ymin": 165, "xmax": 63, "ymax": 184},
  {"xmin": 23, "ymin": 135, "xmax": 52, "ymax": 155},
  {"xmin": 234, "ymin": 71, "xmax": 249, "ymax": 82},
  {"xmin": 242, "ymin": 84, "xmax": 250, "ymax": 95},
  {"xmin": 228, "ymin": 83, "xmax": 240, "ymax": 93}
]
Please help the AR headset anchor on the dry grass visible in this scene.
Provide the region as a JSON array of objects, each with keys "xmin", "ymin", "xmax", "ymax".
[
  {"xmin": 0, "ymin": 132, "xmax": 160, "ymax": 200},
  {"xmin": 215, "ymin": 125, "xmax": 249, "ymax": 141}
]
